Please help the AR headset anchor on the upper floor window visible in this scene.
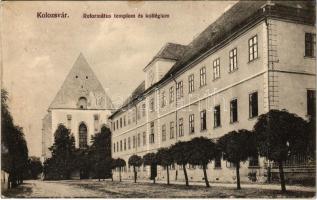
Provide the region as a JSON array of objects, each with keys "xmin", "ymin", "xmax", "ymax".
[
  {"xmin": 78, "ymin": 97, "xmax": 87, "ymax": 109},
  {"xmin": 120, "ymin": 118, "xmax": 122, "ymax": 128},
  {"xmin": 128, "ymin": 137, "xmax": 131, "ymax": 149},
  {"xmin": 200, "ymin": 67, "xmax": 206, "ymax": 87},
  {"xmin": 143, "ymin": 132, "xmax": 146, "ymax": 146},
  {"xmin": 200, "ymin": 110, "xmax": 207, "ymax": 131},
  {"xmin": 188, "ymin": 74, "xmax": 194, "ymax": 93},
  {"xmin": 189, "ymin": 114, "xmax": 195, "ymax": 134},
  {"xmin": 249, "ymin": 35, "xmax": 258, "ymax": 61},
  {"xmin": 116, "ymin": 120, "xmax": 119, "ymax": 129},
  {"xmin": 150, "ymin": 98, "xmax": 155, "ymax": 112},
  {"xmin": 176, "ymin": 81, "xmax": 183, "ymax": 99},
  {"xmin": 305, "ymin": 33, "xmax": 316, "ymax": 57},
  {"xmin": 133, "ymin": 136, "xmax": 136, "ymax": 148},
  {"xmin": 170, "ymin": 121, "xmax": 174, "ymax": 139},
  {"xmin": 137, "ymin": 133, "xmax": 141, "ymax": 147},
  {"xmin": 116, "ymin": 142, "xmax": 119, "ymax": 152},
  {"xmin": 249, "ymin": 92, "xmax": 258, "ymax": 118},
  {"xmin": 213, "ymin": 58, "xmax": 220, "ymax": 80},
  {"xmin": 230, "ymin": 99, "xmax": 238, "ymax": 123},
  {"xmin": 113, "ymin": 143, "xmax": 116, "ymax": 153},
  {"xmin": 179, "ymin": 118, "xmax": 184, "ymax": 137},
  {"xmin": 162, "ymin": 124, "xmax": 166, "ymax": 141},
  {"xmin": 120, "ymin": 140, "xmax": 122, "ymax": 151},
  {"xmin": 214, "ymin": 105, "xmax": 221, "ymax": 128},
  {"xmin": 124, "ymin": 139, "xmax": 126, "ymax": 151},
  {"xmin": 169, "ymin": 86, "xmax": 174, "ymax": 103},
  {"xmin": 150, "ymin": 122, "xmax": 155, "ymax": 144},
  {"xmin": 123, "ymin": 116, "xmax": 126, "ymax": 126},
  {"xmin": 307, "ymin": 90, "xmax": 316, "ymax": 116},
  {"xmin": 229, "ymin": 48, "xmax": 238, "ymax": 72},
  {"xmin": 161, "ymin": 91, "xmax": 166, "ymax": 108}
]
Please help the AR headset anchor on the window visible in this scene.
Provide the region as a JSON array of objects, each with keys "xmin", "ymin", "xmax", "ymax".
[
  {"xmin": 179, "ymin": 118, "xmax": 184, "ymax": 137},
  {"xmin": 116, "ymin": 142, "xmax": 119, "ymax": 152},
  {"xmin": 123, "ymin": 116, "xmax": 126, "ymax": 126},
  {"xmin": 78, "ymin": 97, "xmax": 88, "ymax": 109},
  {"xmin": 229, "ymin": 48, "xmax": 238, "ymax": 72},
  {"xmin": 161, "ymin": 91, "xmax": 166, "ymax": 108},
  {"xmin": 249, "ymin": 92, "xmax": 258, "ymax": 118},
  {"xmin": 169, "ymin": 86, "xmax": 174, "ymax": 103},
  {"xmin": 120, "ymin": 140, "xmax": 122, "ymax": 151},
  {"xmin": 79, "ymin": 123, "xmax": 88, "ymax": 149},
  {"xmin": 162, "ymin": 124, "xmax": 166, "ymax": 141},
  {"xmin": 170, "ymin": 121, "xmax": 174, "ymax": 139},
  {"xmin": 150, "ymin": 98, "xmax": 155, "ymax": 112},
  {"xmin": 230, "ymin": 99, "xmax": 238, "ymax": 123},
  {"xmin": 176, "ymin": 81, "xmax": 183, "ymax": 99},
  {"xmin": 200, "ymin": 67, "xmax": 206, "ymax": 87},
  {"xmin": 124, "ymin": 139, "xmax": 126, "ymax": 151},
  {"xmin": 214, "ymin": 105, "xmax": 221, "ymax": 128},
  {"xmin": 120, "ymin": 118, "xmax": 122, "ymax": 128},
  {"xmin": 113, "ymin": 122, "xmax": 116, "ymax": 131},
  {"xmin": 142, "ymin": 104, "xmax": 146, "ymax": 117},
  {"xmin": 150, "ymin": 122, "xmax": 155, "ymax": 144},
  {"xmin": 137, "ymin": 133, "xmax": 141, "ymax": 147},
  {"xmin": 214, "ymin": 155, "xmax": 221, "ymax": 168},
  {"xmin": 116, "ymin": 120, "xmax": 119, "ymax": 129},
  {"xmin": 67, "ymin": 114, "xmax": 72, "ymax": 130},
  {"xmin": 143, "ymin": 132, "xmax": 146, "ymax": 146},
  {"xmin": 307, "ymin": 90, "xmax": 316, "ymax": 116},
  {"xmin": 249, "ymin": 156, "xmax": 259, "ymax": 167},
  {"xmin": 189, "ymin": 114, "xmax": 195, "ymax": 134},
  {"xmin": 305, "ymin": 33, "xmax": 316, "ymax": 57},
  {"xmin": 128, "ymin": 137, "xmax": 131, "ymax": 149},
  {"xmin": 188, "ymin": 74, "xmax": 194, "ymax": 93},
  {"xmin": 249, "ymin": 35, "xmax": 258, "ymax": 61},
  {"xmin": 200, "ymin": 110, "xmax": 207, "ymax": 131},
  {"xmin": 133, "ymin": 136, "xmax": 136, "ymax": 148},
  {"xmin": 113, "ymin": 143, "xmax": 116, "ymax": 152},
  {"xmin": 213, "ymin": 58, "xmax": 220, "ymax": 80},
  {"xmin": 94, "ymin": 114, "xmax": 99, "ymax": 132}
]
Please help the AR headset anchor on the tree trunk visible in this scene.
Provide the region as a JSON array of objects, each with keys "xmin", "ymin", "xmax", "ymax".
[
  {"xmin": 166, "ymin": 166, "xmax": 170, "ymax": 185},
  {"xmin": 182, "ymin": 164, "xmax": 189, "ymax": 186},
  {"xmin": 119, "ymin": 167, "xmax": 121, "ymax": 182},
  {"xmin": 236, "ymin": 162, "xmax": 241, "ymax": 190},
  {"xmin": 202, "ymin": 164, "xmax": 210, "ymax": 187},
  {"xmin": 133, "ymin": 166, "xmax": 137, "ymax": 183},
  {"xmin": 278, "ymin": 161, "xmax": 286, "ymax": 192}
]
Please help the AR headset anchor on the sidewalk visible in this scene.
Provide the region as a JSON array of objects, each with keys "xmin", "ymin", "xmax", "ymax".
[{"xmin": 124, "ymin": 178, "xmax": 316, "ymax": 192}]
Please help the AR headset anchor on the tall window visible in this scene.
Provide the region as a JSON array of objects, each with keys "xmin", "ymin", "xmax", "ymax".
[
  {"xmin": 116, "ymin": 120, "xmax": 118, "ymax": 129},
  {"xmin": 137, "ymin": 133, "xmax": 141, "ymax": 147},
  {"xmin": 213, "ymin": 58, "xmax": 220, "ymax": 80},
  {"xmin": 305, "ymin": 33, "xmax": 316, "ymax": 57},
  {"xmin": 307, "ymin": 90, "xmax": 316, "ymax": 116},
  {"xmin": 169, "ymin": 86, "xmax": 174, "ymax": 103},
  {"xmin": 200, "ymin": 67, "xmax": 206, "ymax": 87},
  {"xmin": 161, "ymin": 91, "xmax": 166, "ymax": 108},
  {"xmin": 120, "ymin": 140, "xmax": 122, "ymax": 151},
  {"xmin": 150, "ymin": 122, "xmax": 155, "ymax": 144},
  {"xmin": 124, "ymin": 139, "xmax": 126, "ymax": 151},
  {"xmin": 123, "ymin": 116, "xmax": 126, "ymax": 126},
  {"xmin": 128, "ymin": 137, "xmax": 131, "ymax": 149},
  {"xmin": 113, "ymin": 143, "xmax": 116, "ymax": 153},
  {"xmin": 142, "ymin": 104, "xmax": 146, "ymax": 117},
  {"xmin": 143, "ymin": 132, "xmax": 146, "ymax": 146},
  {"xmin": 214, "ymin": 105, "xmax": 221, "ymax": 128},
  {"xmin": 229, "ymin": 48, "xmax": 238, "ymax": 72},
  {"xmin": 249, "ymin": 35, "xmax": 258, "ymax": 61},
  {"xmin": 150, "ymin": 98, "xmax": 155, "ymax": 112},
  {"xmin": 133, "ymin": 136, "xmax": 136, "ymax": 148},
  {"xmin": 189, "ymin": 114, "xmax": 195, "ymax": 134},
  {"xmin": 162, "ymin": 124, "xmax": 166, "ymax": 141},
  {"xmin": 116, "ymin": 142, "xmax": 119, "ymax": 152},
  {"xmin": 94, "ymin": 114, "xmax": 99, "ymax": 132},
  {"xmin": 200, "ymin": 110, "xmax": 207, "ymax": 131},
  {"xmin": 176, "ymin": 81, "xmax": 183, "ymax": 99},
  {"xmin": 188, "ymin": 74, "xmax": 194, "ymax": 93},
  {"xmin": 179, "ymin": 118, "xmax": 184, "ymax": 137},
  {"xmin": 120, "ymin": 118, "xmax": 122, "ymax": 128},
  {"xmin": 249, "ymin": 92, "xmax": 258, "ymax": 118},
  {"xmin": 170, "ymin": 121, "xmax": 174, "ymax": 139},
  {"xmin": 67, "ymin": 114, "xmax": 72, "ymax": 130},
  {"xmin": 79, "ymin": 123, "xmax": 88, "ymax": 149},
  {"xmin": 230, "ymin": 99, "xmax": 238, "ymax": 123}
]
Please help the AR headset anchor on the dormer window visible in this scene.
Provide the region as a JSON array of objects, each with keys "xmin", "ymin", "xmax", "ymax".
[{"xmin": 78, "ymin": 97, "xmax": 87, "ymax": 109}]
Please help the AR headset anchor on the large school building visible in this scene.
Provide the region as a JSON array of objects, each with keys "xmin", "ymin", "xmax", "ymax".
[{"xmin": 109, "ymin": 1, "xmax": 316, "ymax": 183}]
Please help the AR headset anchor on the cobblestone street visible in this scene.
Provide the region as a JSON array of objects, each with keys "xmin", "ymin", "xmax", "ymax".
[{"xmin": 2, "ymin": 179, "xmax": 315, "ymax": 198}]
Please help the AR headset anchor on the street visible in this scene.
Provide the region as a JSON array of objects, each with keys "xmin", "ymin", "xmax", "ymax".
[{"xmin": 2, "ymin": 179, "xmax": 315, "ymax": 198}]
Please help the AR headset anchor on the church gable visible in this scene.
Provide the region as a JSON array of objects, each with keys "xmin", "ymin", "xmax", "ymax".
[{"xmin": 49, "ymin": 53, "xmax": 113, "ymax": 110}]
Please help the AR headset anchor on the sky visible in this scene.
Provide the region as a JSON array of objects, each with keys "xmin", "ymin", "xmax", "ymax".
[{"xmin": 2, "ymin": 1, "xmax": 237, "ymax": 157}]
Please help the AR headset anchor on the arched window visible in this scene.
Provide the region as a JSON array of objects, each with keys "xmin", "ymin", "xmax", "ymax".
[
  {"xmin": 79, "ymin": 123, "xmax": 87, "ymax": 148},
  {"xmin": 78, "ymin": 97, "xmax": 87, "ymax": 109}
]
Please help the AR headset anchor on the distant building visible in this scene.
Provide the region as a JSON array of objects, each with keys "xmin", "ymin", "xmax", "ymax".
[
  {"xmin": 42, "ymin": 53, "xmax": 114, "ymax": 161},
  {"xmin": 109, "ymin": 1, "xmax": 316, "ymax": 183}
]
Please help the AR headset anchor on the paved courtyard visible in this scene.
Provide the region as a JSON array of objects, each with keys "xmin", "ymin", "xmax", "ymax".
[{"xmin": 2, "ymin": 179, "xmax": 315, "ymax": 198}]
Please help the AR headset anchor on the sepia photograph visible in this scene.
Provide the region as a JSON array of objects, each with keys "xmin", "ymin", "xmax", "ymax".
[{"xmin": 1, "ymin": 0, "xmax": 316, "ymax": 198}]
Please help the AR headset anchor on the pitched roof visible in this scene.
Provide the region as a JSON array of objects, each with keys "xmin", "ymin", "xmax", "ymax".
[
  {"xmin": 49, "ymin": 53, "xmax": 114, "ymax": 110},
  {"xmin": 121, "ymin": 81, "xmax": 146, "ymax": 107}
]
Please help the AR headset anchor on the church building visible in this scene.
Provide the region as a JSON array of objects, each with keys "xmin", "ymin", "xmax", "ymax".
[{"xmin": 42, "ymin": 53, "xmax": 114, "ymax": 161}]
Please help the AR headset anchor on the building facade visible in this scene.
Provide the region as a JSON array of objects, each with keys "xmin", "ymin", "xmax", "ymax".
[
  {"xmin": 42, "ymin": 53, "xmax": 114, "ymax": 161},
  {"xmin": 109, "ymin": 1, "xmax": 316, "ymax": 184}
]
